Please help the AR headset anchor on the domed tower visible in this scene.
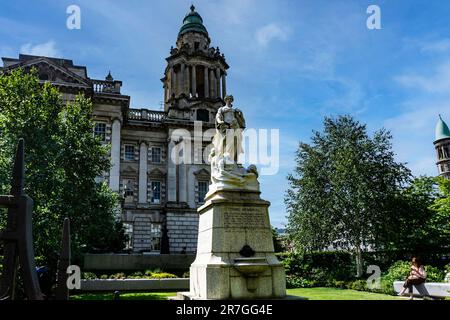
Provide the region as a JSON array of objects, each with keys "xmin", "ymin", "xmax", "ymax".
[
  {"xmin": 162, "ymin": 5, "xmax": 229, "ymax": 119},
  {"xmin": 434, "ymin": 115, "xmax": 450, "ymax": 178}
]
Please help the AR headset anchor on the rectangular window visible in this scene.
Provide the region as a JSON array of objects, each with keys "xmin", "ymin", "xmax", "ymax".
[
  {"xmin": 94, "ymin": 123, "xmax": 106, "ymax": 141},
  {"xmin": 125, "ymin": 145, "xmax": 135, "ymax": 161},
  {"xmin": 123, "ymin": 223, "xmax": 133, "ymax": 250},
  {"xmin": 198, "ymin": 181, "xmax": 209, "ymax": 203},
  {"xmin": 151, "ymin": 181, "xmax": 161, "ymax": 204},
  {"xmin": 149, "ymin": 223, "xmax": 161, "ymax": 252},
  {"xmin": 123, "ymin": 179, "xmax": 134, "ymax": 203},
  {"xmin": 151, "ymin": 147, "xmax": 162, "ymax": 163}
]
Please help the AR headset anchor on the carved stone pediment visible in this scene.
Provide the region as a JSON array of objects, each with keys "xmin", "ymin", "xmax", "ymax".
[
  {"xmin": 193, "ymin": 168, "xmax": 210, "ymax": 180},
  {"xmin": 148, "ymin": 168, "xmax": 166, "ymax": 179},
  {"xmin": 4, "ymin": 57, "xmax": 91, "ymax": 88},
  {"xmin": 122, "ymin": 165, "xmax": 138, "ymax": 175}
]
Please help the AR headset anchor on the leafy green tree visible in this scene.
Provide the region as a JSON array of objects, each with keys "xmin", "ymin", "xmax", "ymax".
[
  {"xmin": 271, "ymin": 227, "xmax": 285, "ymax": 253},
  {"xmin": 428, "ymin": 176, "xmax": 450, "ymax": 248},
  {"xmin": 377, "ymin": 176, "xmax": 449, "ymax": 254},
  {"xmin": 0, "ymin": 69, "xmax": 126, "ymax": 268},
  {"xmin": 380, "ymin": 176, "xmax": 440, "ymax": 252},
  {"xmin": 285, "ymin": 115, "xmax": 411, "ymax": 276}
]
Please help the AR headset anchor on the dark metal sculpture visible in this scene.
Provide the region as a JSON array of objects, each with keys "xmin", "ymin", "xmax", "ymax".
[
  {"xmin": 0, "ymin": 139, "xmax": 43, "ymax": 300},
  {"xmin": 55, "ymin": 217, "xmax": 71, "ymax": 300}
]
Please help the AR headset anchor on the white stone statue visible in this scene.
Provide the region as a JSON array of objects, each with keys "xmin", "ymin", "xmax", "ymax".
[
  {"xmin": 207, "ymin": 95, "xmax": 259, "ymax": 197},
  {"xmin": 214, "ymin": 95, "xmax": 245, "ymax": 163}
]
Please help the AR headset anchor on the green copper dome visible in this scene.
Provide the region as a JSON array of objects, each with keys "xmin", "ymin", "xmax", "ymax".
[
  {"xmin": 435, "ymin": 115, "xmax": 450, "ymax": 142},
  {"xmin": 178, "ymin": 5, "xmax": 208, "ymax": 37}
]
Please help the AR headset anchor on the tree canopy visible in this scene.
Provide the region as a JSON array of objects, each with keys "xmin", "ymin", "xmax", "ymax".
[
  {"xmin": 285, "ymin": 115, "xmax": 412, "ymax": 275},
  {"xmin": 0, "ymin": 69, "xmax": 126, "ymax": 268}
]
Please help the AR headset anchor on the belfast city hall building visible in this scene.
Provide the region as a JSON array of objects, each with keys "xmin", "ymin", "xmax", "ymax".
[{"xmin": 0, "ymin": 6, "xmax": 229, "ymax": 255}]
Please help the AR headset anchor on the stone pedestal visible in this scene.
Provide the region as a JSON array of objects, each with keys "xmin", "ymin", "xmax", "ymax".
[{"xmin": 188, "ymin": 189, "xmax": 286, "ymax": 300}]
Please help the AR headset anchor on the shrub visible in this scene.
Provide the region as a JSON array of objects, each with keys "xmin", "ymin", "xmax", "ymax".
[
  {"xmin": 144, "ymin": 270, "xmax": 154, "ymax": 277},
  {"xmin": 445, "ymin": 264, "xmax": 450, "ymax": 282},
  {"xmin": 377, "ymin": 260, "xmax": 446, "ymax": 295},
  {"xmin": 383, "ymin": 261, "xmax": 410, "ymax": 282},
  {"xmin": 109, "ymin": 272, "xmax": 126, "ymax": 280},
  {"xmin": 100, "ymin": 274, "xmax": 108, "ymax": 280},
  {"xmin": 82, "ymin": 272, "xmax": 97, "ymax": 280},
  {"xmin": 283, "ymin": 251, "xmax": 356, "ymax": 288},
  {"xmin": 330, "ymin": 280, "xmax": 347, "ymax": 289},
  {"xmin": 286, "ymin": 275, "xmax": 315, "ymax": 288},
  {"xmin": 424, "ymin": 265, "xmax": 445, "ymax": 282},
  {"xmin": 147, "ymin": 268, "xmax": 161, "ymax": 274},
  {"xmin": 129, "ymin": 271, "xmax": 143, "ymax": 279},
  {"xmin": 148, "ymin": 272, "xmax": 177, "ymax": 279},
  {"xmin": 346, "ymin": 280, "xmax": 367, "ymax": 291}
]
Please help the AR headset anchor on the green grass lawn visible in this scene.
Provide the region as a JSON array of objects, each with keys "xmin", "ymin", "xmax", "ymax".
[
  {"xmin": 286, "ymin": 287, "xmax": 402, "ymax": 300},
  {"xmin": 70, "ymin": 288, "xmax": 401, "ymax": 300}
]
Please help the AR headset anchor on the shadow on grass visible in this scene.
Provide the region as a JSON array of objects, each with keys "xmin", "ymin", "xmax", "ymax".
[{"xmin": 71, "ymin": 292, "xmax": 177, "ymax": 301}]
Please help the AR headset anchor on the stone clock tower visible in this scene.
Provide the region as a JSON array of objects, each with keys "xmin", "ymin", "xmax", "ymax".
[
  {"xmin": 162, "ymin": 5, "xmax": 229, "ymax": 118},
  {"xmin": 434, "ymin": 115, "xmax": 450, "ymax": 178}
]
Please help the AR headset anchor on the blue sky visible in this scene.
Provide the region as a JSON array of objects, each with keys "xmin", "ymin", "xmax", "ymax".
[{"xmin": 1, "ymin": 0, "xmax": 450, "ymax": 227}]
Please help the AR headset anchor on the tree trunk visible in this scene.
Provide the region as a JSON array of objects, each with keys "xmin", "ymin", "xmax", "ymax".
[{"xmin": 355, "ymin": 245, "xmax": 364, "ymax": 278}]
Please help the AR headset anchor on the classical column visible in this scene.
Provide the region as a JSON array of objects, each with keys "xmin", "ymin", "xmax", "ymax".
[
  {"xmin": 216, "ymin": 68, "xmax": 221, "ymax": 98},
  {"xmin": 180, "ymin": 64, "xmax": 186, "ymax": 95},
  {"xmin": 222, "ymin": 74, "xmax": 227, "ymax": 98},
  {"xmin": 191, "ymin": 65, "xmax": 197, "ymax": 97},
  {"xmin": 170, "ymin": 67, "xmax": 175, "ymax": 97},
  {"xmin": 164, "ymin": 85, "xmax": 167, "ymax": 102},
  {"xmin": 204, "ymin": 67, "xmax": 209, "ymax": 98},
  {"xmin": 187, "ymin": 65, "xmax": 191, "ymax": 95},
  {"xmin": 179, "ymin": 146, "xmax": 187, "ymax": 203},
  {"xmin": 210, "ymin": 69, "xmax": 215, "ymax": 98},
  {"xmin": 109, "ymin": 119, "xmax": 121, "ymax": 192},
  {"xmin": 138, "ymin": 141, "xmax": 148, "ymax": 204},
  {"xmin": 174, "ymin": 68, "xmax": 178, "ymax": 97},
  {"xmin": 167, "ymin": 138, "xmax": 177, "ymax": 202}
]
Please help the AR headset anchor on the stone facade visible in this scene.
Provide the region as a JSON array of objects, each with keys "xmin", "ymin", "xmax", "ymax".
[{"xmin": 0, "ymin": 6, "xmax": 228, "ymax": 254}]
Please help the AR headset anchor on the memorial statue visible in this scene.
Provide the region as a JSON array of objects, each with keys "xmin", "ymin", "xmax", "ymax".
[
  {"xmin": 184, "ymin": 96, "xmax": 286, "ymax": 300},
  {"xmin": 207, "ymin": 95, "xmax": 259, "ymax": 197},
  {"xmin": 214, "ymin": 95, "xmax": 245, "ymax": 163}
]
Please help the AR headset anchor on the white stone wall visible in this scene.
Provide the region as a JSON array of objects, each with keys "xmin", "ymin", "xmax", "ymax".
[{"xmin": 166, "ymin": 212, "xmax": 199, "ymax": 254}]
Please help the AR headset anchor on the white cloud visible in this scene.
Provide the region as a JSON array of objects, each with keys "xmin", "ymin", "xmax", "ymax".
[
  {"xmin": 392, "ymin": 38, "xmax": 450, "ymax": 176},
  {"xmin": 20, "ymin": 40, "xmax": 61, "ymax": 58},
  {"xmin": 395, "ymin": 61, "xmax": 450, "ymax": 93},
  {"xmin": 421, "ymin": 38, "xmax": 450, "ymax": 53},
  {"xmin": 255, "ymin": 23, "xmax": 290, "ymax": 47},
  {"xmin": 384, "ymin": 106, "xmax": 439, "ymax": 177},
  {"xmin": 384, "ymin": 56, "xmax": 450, "ymax": 177}
]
